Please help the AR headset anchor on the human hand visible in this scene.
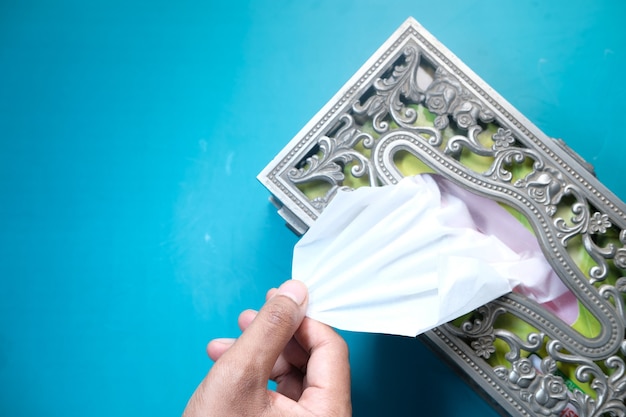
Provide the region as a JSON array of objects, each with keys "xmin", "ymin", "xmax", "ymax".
[{"xmin": 182, "ymin": 279, "xmax": 351, "ymax": 417}]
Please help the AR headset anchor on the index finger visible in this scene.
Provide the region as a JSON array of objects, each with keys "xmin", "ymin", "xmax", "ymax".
[{"xmin": 294, "ymin": 317, "xmax": 351, "ymax": 413}]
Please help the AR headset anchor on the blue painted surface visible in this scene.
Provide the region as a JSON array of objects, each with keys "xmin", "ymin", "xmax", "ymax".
[{"xmin": 0, "ymin": 1, "xmax": 624, "ymax": 416}]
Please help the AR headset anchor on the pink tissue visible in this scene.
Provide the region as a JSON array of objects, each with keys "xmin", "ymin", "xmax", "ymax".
[
  {"xmin": 292, "ymin": 174, "xmax": 578, "ymax": 337},
  {"xmin": 433, "ymin": 175, "xmax": 578, "ymax": 324}
]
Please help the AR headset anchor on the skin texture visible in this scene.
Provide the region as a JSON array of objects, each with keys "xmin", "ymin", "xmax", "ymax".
[{"xmin": 182, "ymin": 280, "xmax": 352, "ymax": 417}]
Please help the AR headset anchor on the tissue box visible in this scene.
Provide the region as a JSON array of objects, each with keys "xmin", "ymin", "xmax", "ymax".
[{"xmin": 258, "ymin": 17, "xmax": 626, "ymax": 416}]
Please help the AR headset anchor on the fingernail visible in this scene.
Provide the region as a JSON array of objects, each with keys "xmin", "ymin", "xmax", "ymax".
[
  {"xmin": 212, "ymin": 338, "xmax": 234, "ymax": 346},
  {"xmin": 276, "ymin": 280, "xmax": 307, "ymax": 305}
]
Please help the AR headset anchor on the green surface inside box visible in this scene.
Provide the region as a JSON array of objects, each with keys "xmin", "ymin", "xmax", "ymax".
[{"xmin": 296, "ymin": 103, "xmax": 625, "ymax": 398}]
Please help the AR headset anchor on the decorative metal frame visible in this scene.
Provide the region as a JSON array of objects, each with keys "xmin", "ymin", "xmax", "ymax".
[{"xmin": 258, "ymin": 18, "xmax": 626, "ymax": 416}]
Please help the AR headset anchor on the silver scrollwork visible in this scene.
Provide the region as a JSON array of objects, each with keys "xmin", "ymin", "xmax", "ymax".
[{"xmin": 261, "ymin": 19, "xmax": 626, "ymax": 416}]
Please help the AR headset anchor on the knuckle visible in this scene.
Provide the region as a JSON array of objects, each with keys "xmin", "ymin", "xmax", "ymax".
[
  {"xmin": 213, "ymin": 361, "xmax": 258, "ymax": 394},
  {"xmin": 321, "ymin": 329, "xmax": 350, "ymax": 359},
  {"xmin": 262, "ymin": 300, "xmax": 297, "ymax": 331},
  {"xmin": 334, "ymin": 334, "xmax": 349, "ymax": 356}
]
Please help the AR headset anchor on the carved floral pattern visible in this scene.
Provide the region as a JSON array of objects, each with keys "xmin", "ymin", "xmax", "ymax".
[
  {"xmin": 548, "ymin": 341, "xmax": 626, "ymax": 417},
  {"xmin": 517, "ymin": 166, "xmax": 567, "ymax": 216},
  {"xmin": 506, "ymin": 358, "xmax": 536, "ymax": 389},
  {"xmin": 454, "ymin": 298, "xmax": 626, "ymax": 416},
  {"xmin": 352, "ymin": 46, "xmax": 424, "ymax": 133},
  {"xmin": 281, "ymin": 38, "xmax": 626, "ymax": 417},
  {"xmin": 495, "ymin": 356, "xmax": 568, "ymax": 415},
  {"xmin": 424, "ymin": 68, "xmax": 495, "ymax": 130},
  {"xmin": 589, "ymin": 212, "xmax": 612, "ymax": 235},
  {"xmin": 492, "ymin": 128, "xmax": 515, "ymax": 150},
  {"xmin": 471, "ymin": 335, "xmax": 496, "ymax": 359},
  {"xmin": 287, "ymin": 114, "xmax": 375, "ymax": 194},
  {"xmin": 527, "ymin": 374, "xmax": 569, "ymax": 415}
]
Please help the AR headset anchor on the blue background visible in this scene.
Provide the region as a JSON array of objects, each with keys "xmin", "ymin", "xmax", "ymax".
[{"xmin": 1, "ymin": 1, "xmax": 625, "ymax": 416}]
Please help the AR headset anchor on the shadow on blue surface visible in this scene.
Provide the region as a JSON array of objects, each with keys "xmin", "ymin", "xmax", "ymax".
[{"xmin": 348, "ymin": 333, "xmax": 499, "ymax": 416}]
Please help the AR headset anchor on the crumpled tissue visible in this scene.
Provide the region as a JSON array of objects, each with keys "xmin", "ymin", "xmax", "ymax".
[{"xmin": 292, "ymin": 174, "xmax": 576, "ymax": 337}]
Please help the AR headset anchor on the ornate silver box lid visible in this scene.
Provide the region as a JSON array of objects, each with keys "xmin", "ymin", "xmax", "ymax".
[{"xmin": 258, "ymin": 17, "xmax": 626, "ymax": 416}]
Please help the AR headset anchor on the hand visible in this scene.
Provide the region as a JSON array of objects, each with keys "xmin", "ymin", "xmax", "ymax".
[{"xmin": 182, "ymin": 280, "xmax": 352, "ymax": 417}]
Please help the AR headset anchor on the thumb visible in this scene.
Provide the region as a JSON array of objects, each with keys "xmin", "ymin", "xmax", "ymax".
[{"xmin": 220, "ymin": 280, "xmax": 308, "ymax": 387}]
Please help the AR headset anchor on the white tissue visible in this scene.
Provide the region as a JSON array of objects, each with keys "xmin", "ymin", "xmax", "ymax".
[{"xmin": 292, "ymin": 174, "xmax": 573, "ymax": 337}]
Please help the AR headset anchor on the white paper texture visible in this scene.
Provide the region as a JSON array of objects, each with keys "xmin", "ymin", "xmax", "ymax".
[{"xmin": 292, "ymin": 174, "xmax": 575, "ymax": 337}]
